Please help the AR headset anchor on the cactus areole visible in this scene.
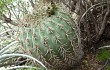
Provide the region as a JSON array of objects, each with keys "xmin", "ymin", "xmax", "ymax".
[{"xmin": 19, "ymin": 3, "xmax": 83, "ymax": 70}]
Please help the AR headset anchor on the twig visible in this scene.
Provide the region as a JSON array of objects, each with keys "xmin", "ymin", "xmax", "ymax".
[
  {"xmin": 7, "ymin": 66, "xmax": 38, "ymax": 70},
  {"xmin": 99, "ymin": 59, "xmax": 109, "ymax": 70},
  {"xmin": 96, "ymin": 0, "xmax": 110, "ymax": 42},
  {"xmin": 0, "ymin": 54, "xmax": 47, "ymax": 70},
  {"xmin": 0, "ymin": 41, "xmax": 18, "ymax": 54},
  {"xmin": 79, "ymin": 1, "xmax": 110, "ymax": 24},
  {"xmin": 29, "ymin": 0, "xmax": 35, "ymax": 9},
  {"xmin": 2, "ymin": 14, "xmax": 20, "ymax": 26},
  {"xmin": 0, "ymin": 29, "xmax": 12, "ymax": 36}
]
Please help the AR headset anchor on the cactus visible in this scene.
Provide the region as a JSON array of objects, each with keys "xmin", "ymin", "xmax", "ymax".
[{"xmin": 18, "ymin": 3, "xmax": 83, "ymax": 70}]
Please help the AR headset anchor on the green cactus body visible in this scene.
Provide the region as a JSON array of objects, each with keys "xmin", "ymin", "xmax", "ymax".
[{"xmin": 18, "ymin": 3, "xmax": 83, "ymax": 70}]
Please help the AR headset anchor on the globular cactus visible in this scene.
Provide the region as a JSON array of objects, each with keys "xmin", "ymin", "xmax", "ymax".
[{"xmin": 18, "ymin": 2, "xmax": 83, "ymax": 70}]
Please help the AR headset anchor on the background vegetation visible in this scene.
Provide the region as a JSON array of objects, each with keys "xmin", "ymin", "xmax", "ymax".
[{"xmin": 0, "ymin": 0, "xmax": 110, "ymax": 70}]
